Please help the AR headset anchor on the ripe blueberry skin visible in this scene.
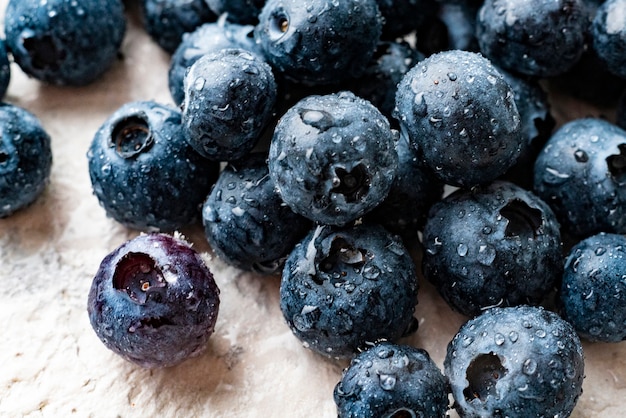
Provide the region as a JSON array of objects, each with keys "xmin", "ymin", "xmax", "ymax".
[
  {"xmin": 476, "ymin": 0, "xmax": 589, "ymax": 78},
  {"xmin": 347, "ymin": 40, "xmax": 423, "ymax": 122},
  {"xmin": 394, "ymin": 50, "xmax": 523, "ymax": 188},
  {"xmin": 559, "ymin": 232, "xmax": 626, "ymax": 342},
  {"xmin": 592, "ymin": 0, "xmax": 626, "ymax": 80},
  {"xmin": 141, "ymin": 0, "xmax": 217, "ymax": 54},
  {"xmin": 0, "ymin": 40, "xmax": 11, "ymax": 100},
  {"xmin": 0, "ymin": 103, "xmax": 52, "ymax": 218},
  {"xmin": 5, "ymin": 0, "xmax": 126, "ymax": 86},
  {"xmin": 534, "ymin": 118, "xmax": 626, "ymax": 238},
  {"xmin": 363, "ymin": 135, "xmax": 444, "ymax": 239},
  {"xmin": 182, "ymin": 48, "xmax": 277, "ymax": 161},
  {"xmin": 445, "ymin": 306, "xmax": 585, "ymax": 418},
  {"xmin": 422, "ymin": 180, "xmax": 562, "ymax": 317},
  {"xmin": 280, "ymin": 223, "xmax": 419, "ymax": 359},
  {"xmin": 87, "ymin": 233, "xmax": 220, "ymax": 369},
  {"xmin": 497, "ymin": 67, "xmax": 555, "ymax": 190},
  {"xmin": 205, "ymin": 0, "xmax": 266, "ymax": 25},
  {"xmin": 168, "ymin": 20, "xmax": 263, "ymax": 105},
  {"xmin": 254, "ymin": 0, "xmax": 383, "ymax": 85},
  {"xmin": 202, "ymin": 153, "xmax": 312, "ymax": 275},
  {"xmin": 334, "ymin": 342, "xmax": 450, "ymax": 418},
  {"xmin": 87, "ymin": 100, "xmax": 220, "ymax": 232},
  {"xmin": 268, "ymin": 91, "xmax": 398, "ymax": 226}
]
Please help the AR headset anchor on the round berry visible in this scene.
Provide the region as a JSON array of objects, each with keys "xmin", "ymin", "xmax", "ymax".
[{"xmin": 592, "ymin": 0, "xmax": 626, "ymax": 80}]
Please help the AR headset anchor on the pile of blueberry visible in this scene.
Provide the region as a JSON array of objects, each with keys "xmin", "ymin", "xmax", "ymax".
[{"xmin": 2, "ymin": 0, "xmax": 626, "ymax": 416}]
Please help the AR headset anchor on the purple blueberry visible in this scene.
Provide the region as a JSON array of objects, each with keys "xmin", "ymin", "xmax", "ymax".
[{"xmin": 87, "ymin": 233, "xmax": 220, "ymax": 368}]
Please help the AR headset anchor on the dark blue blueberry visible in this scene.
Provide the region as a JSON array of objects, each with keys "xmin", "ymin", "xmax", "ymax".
[
  {"xmin": 445, "ymin": 306, "xmax": 584, "ymax": 418},
  {"xmin": 87, "ymin": 233, "xmax": 220, "ymax": 368},
  {"xmin": 476, "ymin": 0, "xmax": 590, "ymax": 77},
  {"xmin": 4, "ymin": 0, "xmax": 126, "ymax": 86},
  {"xmin": 268, "ymin": 91, "xmax": 398, "ymax": 226},
  {"xmin": 0, "ymin": 40, "xmax": 11, "ymax": 100},
  {"xmin": 182, "ymin": 48, "xmax": 277, "ymax": 161},
  {"xmin": 141, "ymin": 0, "xmax": 218, "ymax": 54},
  {"xmin": 592, "ymin": 0, "xmax": 626, "ymax": 80},
  {"xmin": 0, "ymin": 103, "xmax": 52, "ymax": 218},
  {"xmin": 280, "ymin": 223, "xmax": 419, "ymax": 358},
  {"xmin": 254, "ymin": 0, "xmax": 383, "ymax": 85},
  {"xmin": 348, "ymin": 40, "xmax": 423, "ymax": 121},
  {"xmin": 534, "ymin": 118, "xmax": 626, "ymax": 238},
  {"xmin": 375, "ymin": 0, "xmax": 436, "ymax": 40},
  {"xmin": 334, "ymin": 341, "xmax": 450, "ymax": 418},
  {"xmin": 168, "ymin": 20, "xmax": 262, "ymax": 105},
  {"xmin": 394, "ymin": 50, "xmax": 523, "ymax": 188},
  {"xmin": 363, "ymin": 135, "xmax": 443, "ymax": 239},
  {"xmin": 498, "ymin": 67, "xmax": 556, "ymax": 189},
  {"xmin": 559, "ymin": 232, "xmax": 626, "ymax": 342},
  {"xmin": 202, "ymin": 153, "xmax": 312, "ymax": 275},
  {"xmin": 422, "ymin": 180, "xmax": 562, "ymax": 317},
  {"xmin": 205, "ymin": 0, "xmax": 266, "ymax": 24},
  {"xmin": 87, "ymin": 100, "xmax": 220, "ymax": 232}
]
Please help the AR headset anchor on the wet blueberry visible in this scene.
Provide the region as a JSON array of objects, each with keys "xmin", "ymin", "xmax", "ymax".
[
  {"xmin": 168, "ymin": 19, "xmax": 263, "ymax": 105},
  {"xmin": 87, "ymin": 100, "xmax": 220, "ymax": 232},
  {"xmin": 592, "ymin": 0, "xmax": 626, "ymax": 80},
  {"xmin": 476, "ymin": 0, "xmax": 589, "ymax": 78},
  {"xmin": 422, "ymin": 180, "xmax": 563, "ymax": 317},
  {"xmin": 87, "ymin": 233, "xmax": 220, "ymax": 368},
  {"xmin": 559, "ymin": 232, "xmax": 626, "ymax": 342},
  {"xmin": 0, "ymin": 103, "xmax": 52, "ymax": 218},
  {"xmin": 280, "ymin": 223, "xmax": 419, "ymax": 358},
  {"xmin": 334, "ymin": 341, "xmax": 450, "ymax": 418},
  {"xmin": 5, "ymin": 0, "xmax": 126, "ymax": 86},
  {"xmin": 181, "ymin": 48, "xmax": 277, "ymax": 161},
  {"xmin": 202, "ymin": 153, "xmax": 312, "ymax": 275},
  {"xmin": 254, "ymin": 0, "xmax": 383, "ymax": 85},
  {"xmin": 268, "ymin": 91, "xmax": 398, "ymax": 226},
  {"xmin": 394, "ymin": 50, "xmax": 523, "ymax": 188},
  {"xmin": 533, "ymin": 118, "xmax": 626, "ymax": 238},
  {"xmin": 445, "ymin": 306, "xmax": 584, "ymax": 418},
  {"xmin": 141, "ymin": 0, "xmax": 217, "ymax": 53}
]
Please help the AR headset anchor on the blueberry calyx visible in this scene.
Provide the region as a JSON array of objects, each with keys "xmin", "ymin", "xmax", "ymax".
[
  {"xmin": 332, "ymin": 165, "xmax": 370, "ymax": 203},
  {"xmin": 21, "ymin": 31, "xmax": 64, "ymax": 71},
  {"xmin": 268, "ymin": 9, "xmax": 290, "ymax": 40},
  {"xmin": 111, "ymin": 115, "xmax": 154, "ymax": 158},
  {"xmin": 606, "ymin": 143, "xmax": 626, "ymax": 183},
  {"xmin": 463, "ymin": 352, "xmax": 508, "ymax": 403},
  {"xmin": 113, "ymin": 252, "xmax": 167, "ymax": 304},
  {"xmin": 317, "ymin": 236, "xmax": 367, "ymax": 284},
  {"xmin": 500, "ymin": 199, "xmax": 542, "ymax": 239}
]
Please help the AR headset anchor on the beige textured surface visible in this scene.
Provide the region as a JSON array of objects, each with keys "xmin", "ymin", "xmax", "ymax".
[{"xmin": 1, "ymin": 3, "xmax": 625, "ymax": 417}]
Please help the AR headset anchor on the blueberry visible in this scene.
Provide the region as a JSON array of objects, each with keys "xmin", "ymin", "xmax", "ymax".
[
  {"xmin": 5, "ymin": 0, "xmax": 126, "ymax": 86},
  {"xmin": 280, "ymin": 223, "xmax": 419, "ymax": 358},
  {"xmin": 363, "ymin": 135, "xmax": 444, "ymax": 240},
  {"xmin": 375, "ymin": 0, "xmax": 436, "ymax": 40},
  {"xmin": 181, "ymin": 48, "xmax": 277, "ymax": 161},
  {"xmin": 254, "ymin": 0, "xmax": 383, "ymax": 85},
  {"xmin": 592, "ymin": 0, "xmax": 626, "ymax": 80},
  {"xmin": 497, "ymin": 67, "xmax": 556, "ymax": 189},
  {"xmin": 0, "ymin": 103, "xmax": 52, "ymax": 218},
  {"xmin": 205, "ymin": 0, "xmax": 266, "ymax": 25},
  {"xmin": 559, "ymin": 232, "xmax": 626, "ymax": 342},
  {"xmin": 476, "ymin": 0, "xmax": 589, "ymax": 78},
  {"xmin": 347, "ymin": 40, "xmax": 423, "ymax": 121},
  {"xmin": 268, "ymin": 91, "xmax": 398, "ymax": 226},
  {"xmin": 394, "ymin": 50, "xmax": 523, "ymax": 188},
  {"xmin": 202, "ymin": 153, "xmax": 312, "ymax": 275},
  {"xmin": 0, "ymin": 39, "xmax": 11, "ymax": 100},
  {"xmin": 422, "ymin": 180, "xmax": 562, "ymax": 317},
  {"xmin": 334, "ymin": 341, "xmax": 450, "ymax": 418},
  {"xmin": 141, "ymin": 0, "xmax": 217, "ymax": 54},
  {"xmin": 534, "ymin": 118, "xmax": 626, "ymax": 238},
  {"xmin": 436, "ymin": 1, "xmax": 481, "ymax": 53},
  {"xmin": 445, "ymin": 306, "xmax": 585, "ymax": 418},
  {"xmin": 87, "ymin": 100, "xmax": 220, "ymax": 231},
  {"xmin": 168, "ymin": 20, "xmax": 262, "ymax": 105},
  {"xmin": 87, "ymin": 233, "xmax": 220, "ymax": 368}
]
